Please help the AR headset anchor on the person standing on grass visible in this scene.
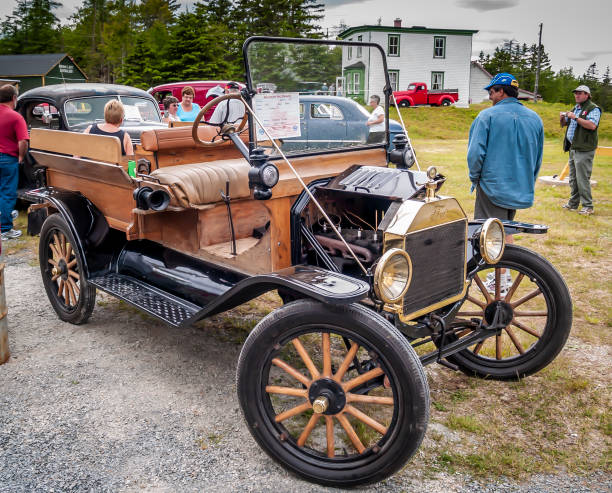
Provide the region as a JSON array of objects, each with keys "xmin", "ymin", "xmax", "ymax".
[
  {"xmin": 0, "ymin": 84, "xmax": 29, "ymax": 241},
  {"xmin": 560, "ymin": 85, "xmax": 601, "ymax": 216},
  {"xmin": 467, "ymin": 73, "xmax": 544, "ymax": 293}
]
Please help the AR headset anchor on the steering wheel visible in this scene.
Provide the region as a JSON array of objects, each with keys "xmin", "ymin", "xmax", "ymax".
[{"xmin": 191, "ymin": 93, "xmax": 248, "ymax": 147}]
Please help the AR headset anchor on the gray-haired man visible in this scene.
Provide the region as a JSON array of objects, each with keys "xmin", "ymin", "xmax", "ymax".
[{"xmin": 560, "ymin": 85, "xmax": 601, "ymax": 215}]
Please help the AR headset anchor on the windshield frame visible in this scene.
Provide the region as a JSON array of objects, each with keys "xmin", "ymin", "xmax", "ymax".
[
  {"xmin": 63, "ymin": 94, "xmax": 162, "ymax": 130},
  {"xmin": 242, "ymin": 36, "xmax": 392, "ymax": 158}
]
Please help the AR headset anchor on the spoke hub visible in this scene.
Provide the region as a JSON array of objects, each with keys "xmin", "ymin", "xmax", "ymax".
[
  {"xmin": 484, "ymin": 300, "xmax": 513, "ymax": 329},
  {"xmin": 56, "ymin": 259, "xmax": 69, "ymax": 280},
  {"xmin": 308, "ymin": 378, "xmax": 346, "ymax": 415}
]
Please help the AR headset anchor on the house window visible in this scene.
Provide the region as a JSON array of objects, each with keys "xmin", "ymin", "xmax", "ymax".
[
  {"xmin": 348, "ymin": 38, "xmax": 353, "ymax": 60},
  {"xmin": 434, "ymin": 36, "xmax": 445, "ymax": 58},
  {"xmin": 353, "ymin": 72, "xmax": 360, "ymax": 95},
  {"xmin": 388, "ymin": 70, "xmax": 399, "ymax": 92},
  {"xmin": 388, "ymin": 34, "xmax": 399, "ymax": 57},
  {"xmin": 357, "ymin": 35, "xmax": 362, "ymax": 58},
  {"xmin": 431, "ymin": 72, "xmax": 444, "ymax": 90}
]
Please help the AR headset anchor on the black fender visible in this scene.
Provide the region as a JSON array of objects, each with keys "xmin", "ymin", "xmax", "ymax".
[
  {"xmin": 467, "ymin": 219, "xmax": 548, "ymax": 265},
  {"xmin": 182, "ymin": 265, "xmax": 371, "ymax": 327},
  {"xmin": 25, "ymin": 187, "xmax": 109, "ymax": 277}
]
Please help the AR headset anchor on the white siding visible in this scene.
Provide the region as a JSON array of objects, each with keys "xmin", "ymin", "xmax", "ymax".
[
  {"xmin": 470, "ymin": 62, "xmax": 491, "ymax": 103},
  {"xmin": 343, "ymin": 29, "xmax": 474, "ymax": 108}
]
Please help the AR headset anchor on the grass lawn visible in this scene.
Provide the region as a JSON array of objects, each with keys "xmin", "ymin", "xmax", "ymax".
[{"xmin": 5, "ymin": 101, "xmax": 610, "ymax": 481}]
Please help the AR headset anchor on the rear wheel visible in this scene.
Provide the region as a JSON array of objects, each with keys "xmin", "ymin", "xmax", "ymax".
[
  {"xmin": 237, "ymin": 300, "xmax": 429, "ymax": 486},
  {"xmin": 449, "ymin": 245, "xmax": 572, "ymax": 379},
  {"xmin": 441, "ymin": 99, "xmax": 452, "ymax": 106},
  {"xmin": 39, "ymin": 214, "xmax": 96, "ymax": 325}
]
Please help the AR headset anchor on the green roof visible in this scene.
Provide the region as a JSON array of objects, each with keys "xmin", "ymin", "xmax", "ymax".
[
  {"xmin": 339, "ymin": 25, "xmax": 478, "ymax": 38},
  {"xmin": 0, "ymin": 53, "xmax": 86, "ymax": 78}
]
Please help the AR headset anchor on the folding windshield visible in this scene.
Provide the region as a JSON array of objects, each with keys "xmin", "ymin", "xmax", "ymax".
[{"xmin": 244, "ymin": 38, "xmax": 390, "ymax": 156}]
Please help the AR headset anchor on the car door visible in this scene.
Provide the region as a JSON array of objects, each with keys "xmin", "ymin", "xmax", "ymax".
[{"xmin": 308, "ymin": 102, "xmax": 347, "ymax": 149}]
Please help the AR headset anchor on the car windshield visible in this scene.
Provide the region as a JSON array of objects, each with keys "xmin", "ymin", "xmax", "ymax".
[
  {"xmin": 245, "ymin": 39, "xmax": 389, "ymax": 155},
  {"xmin": 407, "ymin": 84, "xmax": 416, "ymax": 91},
  {"xmin": 64, "ymin": 95, "xmax": 161, "ymax": 130}
]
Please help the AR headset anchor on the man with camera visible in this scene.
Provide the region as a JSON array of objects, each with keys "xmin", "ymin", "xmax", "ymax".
[{"xmin": 560, "ymin": 85, "xmax": 601, "ymax": 215}]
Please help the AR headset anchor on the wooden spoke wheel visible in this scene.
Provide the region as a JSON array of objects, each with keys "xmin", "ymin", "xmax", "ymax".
[
  {"xmin": 39, "ymin": 214, "xmax": 96, "ymax": 325},
  {"xmin": 237, "ymin": 300, "xmax": 429, "ymax": 487},
  {"xmin": 449, "ymin": 245, "xmax": 572, "ymax": 379}
]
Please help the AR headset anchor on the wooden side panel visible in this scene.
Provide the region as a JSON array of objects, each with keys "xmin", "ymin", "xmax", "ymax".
[
  {"xmin": 30, "ymin": 129, "xmax": 122, "ymax": 164},
  {"xmin": 265, "ymin": 197, "xmax": 293, "ymax": 270},
  {"xmin": 198, "ymin": 200, "xmax": 270, "ymax": 247},
  {"xmin": 46, "ymin": 170, "xmax": 134, "ymax": 227}
]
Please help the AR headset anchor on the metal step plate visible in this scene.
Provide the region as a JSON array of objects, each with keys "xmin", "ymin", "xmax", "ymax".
[{"xmin": 89, "ymin": 273, "xmax": 200, "ymax": 327}]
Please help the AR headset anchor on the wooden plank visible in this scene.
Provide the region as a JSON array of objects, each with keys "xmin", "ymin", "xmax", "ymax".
[
  {"xmin": 31, "ymin": 151, "xmax": 133, "ymax": 187},
  {"xmin": 30, "ymin": 129, "xmax": 122, "ymax": 164},
  {"xmin": 265, "ymin": 197, "xmax": 293, "ymax": 270}
]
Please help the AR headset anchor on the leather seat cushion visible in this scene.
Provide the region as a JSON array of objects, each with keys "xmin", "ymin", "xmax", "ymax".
[
  {"xmin": 140, "ymin": 125, "xmax": 248, "ymax": 152},
  {"xmin": 150, "ymin": 159, "xmax": 251, "ymax": 207}
]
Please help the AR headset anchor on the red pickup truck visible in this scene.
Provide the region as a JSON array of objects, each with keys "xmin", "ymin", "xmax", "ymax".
[{"xmin": 393, "ymin": 82, "xmax": 458, "ymax": 107}]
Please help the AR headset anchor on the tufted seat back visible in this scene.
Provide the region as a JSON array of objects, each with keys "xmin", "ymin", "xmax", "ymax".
[{"xmin": 150, "ymin": 159, "xmax": 251, "ymax": 207}]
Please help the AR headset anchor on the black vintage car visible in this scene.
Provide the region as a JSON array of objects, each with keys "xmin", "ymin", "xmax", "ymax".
[
  {"xmin": 16, "ymin": 83, "xmax": 166, "ymax": 194},
  {"xmin": 24, "ymin": 37, "xmax": 572, "ymax": 487}
]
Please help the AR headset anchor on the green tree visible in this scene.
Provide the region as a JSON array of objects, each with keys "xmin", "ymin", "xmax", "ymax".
[{"xmin": 0, "ymin": 0, "xmax": 63, "ymax": 54}]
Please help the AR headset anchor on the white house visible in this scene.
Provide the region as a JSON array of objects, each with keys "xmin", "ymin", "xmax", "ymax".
[{"xmin": 338, "ymin": 19, "xmax": 477, "ymax": 107}]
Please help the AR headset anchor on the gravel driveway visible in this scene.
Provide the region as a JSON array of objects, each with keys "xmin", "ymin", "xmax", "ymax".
[{"xmin": 0, "ymin": 253, "xmax": 610, "ymax": 493}]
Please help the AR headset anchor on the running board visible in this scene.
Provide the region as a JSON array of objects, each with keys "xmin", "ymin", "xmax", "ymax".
[{"xmin": 89, "ymin": 273, "xmax": 201, "ymax": 327}]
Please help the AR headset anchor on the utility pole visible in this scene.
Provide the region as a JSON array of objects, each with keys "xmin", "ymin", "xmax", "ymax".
[{"xmin": 533, "ymin": 22, "xmax": 543, "ymax": 103}]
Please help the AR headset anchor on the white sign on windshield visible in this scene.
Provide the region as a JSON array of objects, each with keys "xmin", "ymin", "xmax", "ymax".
[
  {"xmin": 123, "ymin": 105, "xmax": 143, "ymax": 121},
  {"xmin": 253, "ymin": 92, "xmax": 301, "ymax": 140}
]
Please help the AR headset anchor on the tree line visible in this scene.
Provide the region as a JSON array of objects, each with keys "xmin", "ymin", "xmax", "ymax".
[
  {"xmin": 1, "ymin": 0, "xmax": 610, "ymax": 110},
  {"xmin": 0, "ymin": 0, "xmax": 325, "ymax": 88},
  {"xmin": 478, "ymin": 44, "xmax": 611, "ymax": 110}
]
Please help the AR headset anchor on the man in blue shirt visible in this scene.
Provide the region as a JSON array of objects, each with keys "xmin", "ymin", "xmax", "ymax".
[{"xmin": 467, "ymin": 73, "xmax": 544, "ymax": 293}]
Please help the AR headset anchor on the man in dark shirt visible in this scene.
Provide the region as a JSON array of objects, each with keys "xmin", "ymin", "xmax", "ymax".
[{"xmin": 0, "ymin": 85, "xmax": 29, "ymax": 240}]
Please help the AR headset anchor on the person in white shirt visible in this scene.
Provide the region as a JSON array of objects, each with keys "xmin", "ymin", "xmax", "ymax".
[
  {"xmin": 162, "ymin": 96, "xmax": 180, "ymax": 123},
  {"xmin": 209, "ymin": 82, "xmax": 245, "ymax": 126},
  {"xmin": 366, "ymin": 94, "xmax": 385, "ymax": 144}
]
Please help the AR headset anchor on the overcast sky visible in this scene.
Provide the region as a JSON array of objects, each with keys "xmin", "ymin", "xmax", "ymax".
[{"xmin": 2, "ymin": 0, "xmax": 610, "ymax": 78}]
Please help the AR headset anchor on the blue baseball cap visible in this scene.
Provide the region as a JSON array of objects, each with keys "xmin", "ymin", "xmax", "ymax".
[{"xmin": 484, "ymin": 73, "xmax": 519, "ymax": 90}]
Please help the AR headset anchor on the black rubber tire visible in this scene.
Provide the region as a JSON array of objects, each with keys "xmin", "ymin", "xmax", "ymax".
[
  {"xmin": 441, "ymin": 99, "xmax": 452, "ymax": 106},
  {"xmin": 39, "ymin": 214, "xmax": 96, "ymax": 325},
  {"xmin": 398, "ymin": 100, "xmax": 410, "ymax": 108},
  {"xmin": 448, "ymin": 245, "xmax": 572, "ymax": 380},
  {"xmin": 236, "ymin": 299, "xmax": 429, "ymax": 487}
]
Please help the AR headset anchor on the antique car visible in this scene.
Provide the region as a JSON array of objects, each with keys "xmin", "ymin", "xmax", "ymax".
[
  {"xmin": 280, "ymin": 95, "xmax": 404, "ymax": 151},
  {"xmin": 24, "ymin": 37, "xmax": 571, "ymax": 487},
  {"xmin": 16, "ymin": 83, "xmax": 166, "ymax": 195}
]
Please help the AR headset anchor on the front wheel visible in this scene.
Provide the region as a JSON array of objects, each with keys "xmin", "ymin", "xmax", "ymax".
[
  {"xmin": 237, "ymin": 300, "xmax": 429, "ymax": 487},
  {"xmin": 39, "ymin": 214, "xmax": 96, "ymax": 324},
  {"xmin": 449, "ymin": 245, "xmax": 572, "ymax": 379},
  {"xmin": 398, "ymin": 100, "xmax": 410, "ymax": 108}
]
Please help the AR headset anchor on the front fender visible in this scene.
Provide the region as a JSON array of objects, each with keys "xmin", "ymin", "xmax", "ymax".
[{"xmin": 183, "ymin": 265, "xmax": 370, "ymax": 326}]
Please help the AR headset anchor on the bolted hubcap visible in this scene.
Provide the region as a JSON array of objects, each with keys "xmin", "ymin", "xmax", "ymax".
[{"xmin": 308, "ymin": 378, "xmax": 346, "ymax": 415}]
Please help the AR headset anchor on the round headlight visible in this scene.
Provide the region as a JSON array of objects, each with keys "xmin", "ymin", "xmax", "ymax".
[
  {"xmin": 479, "ymin": 218, "xmax": 505, "ymax": 264},
  {"xmin": 374, "ymin": 248, "xmax": 413, "ymax": 304},
  {"xmin": 426, "ymin": 166, "xmax": 437, "ymax": 180},
  {"xmin": 261, "ymin": 163, "xmax": 279, "ymax": 187}
]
